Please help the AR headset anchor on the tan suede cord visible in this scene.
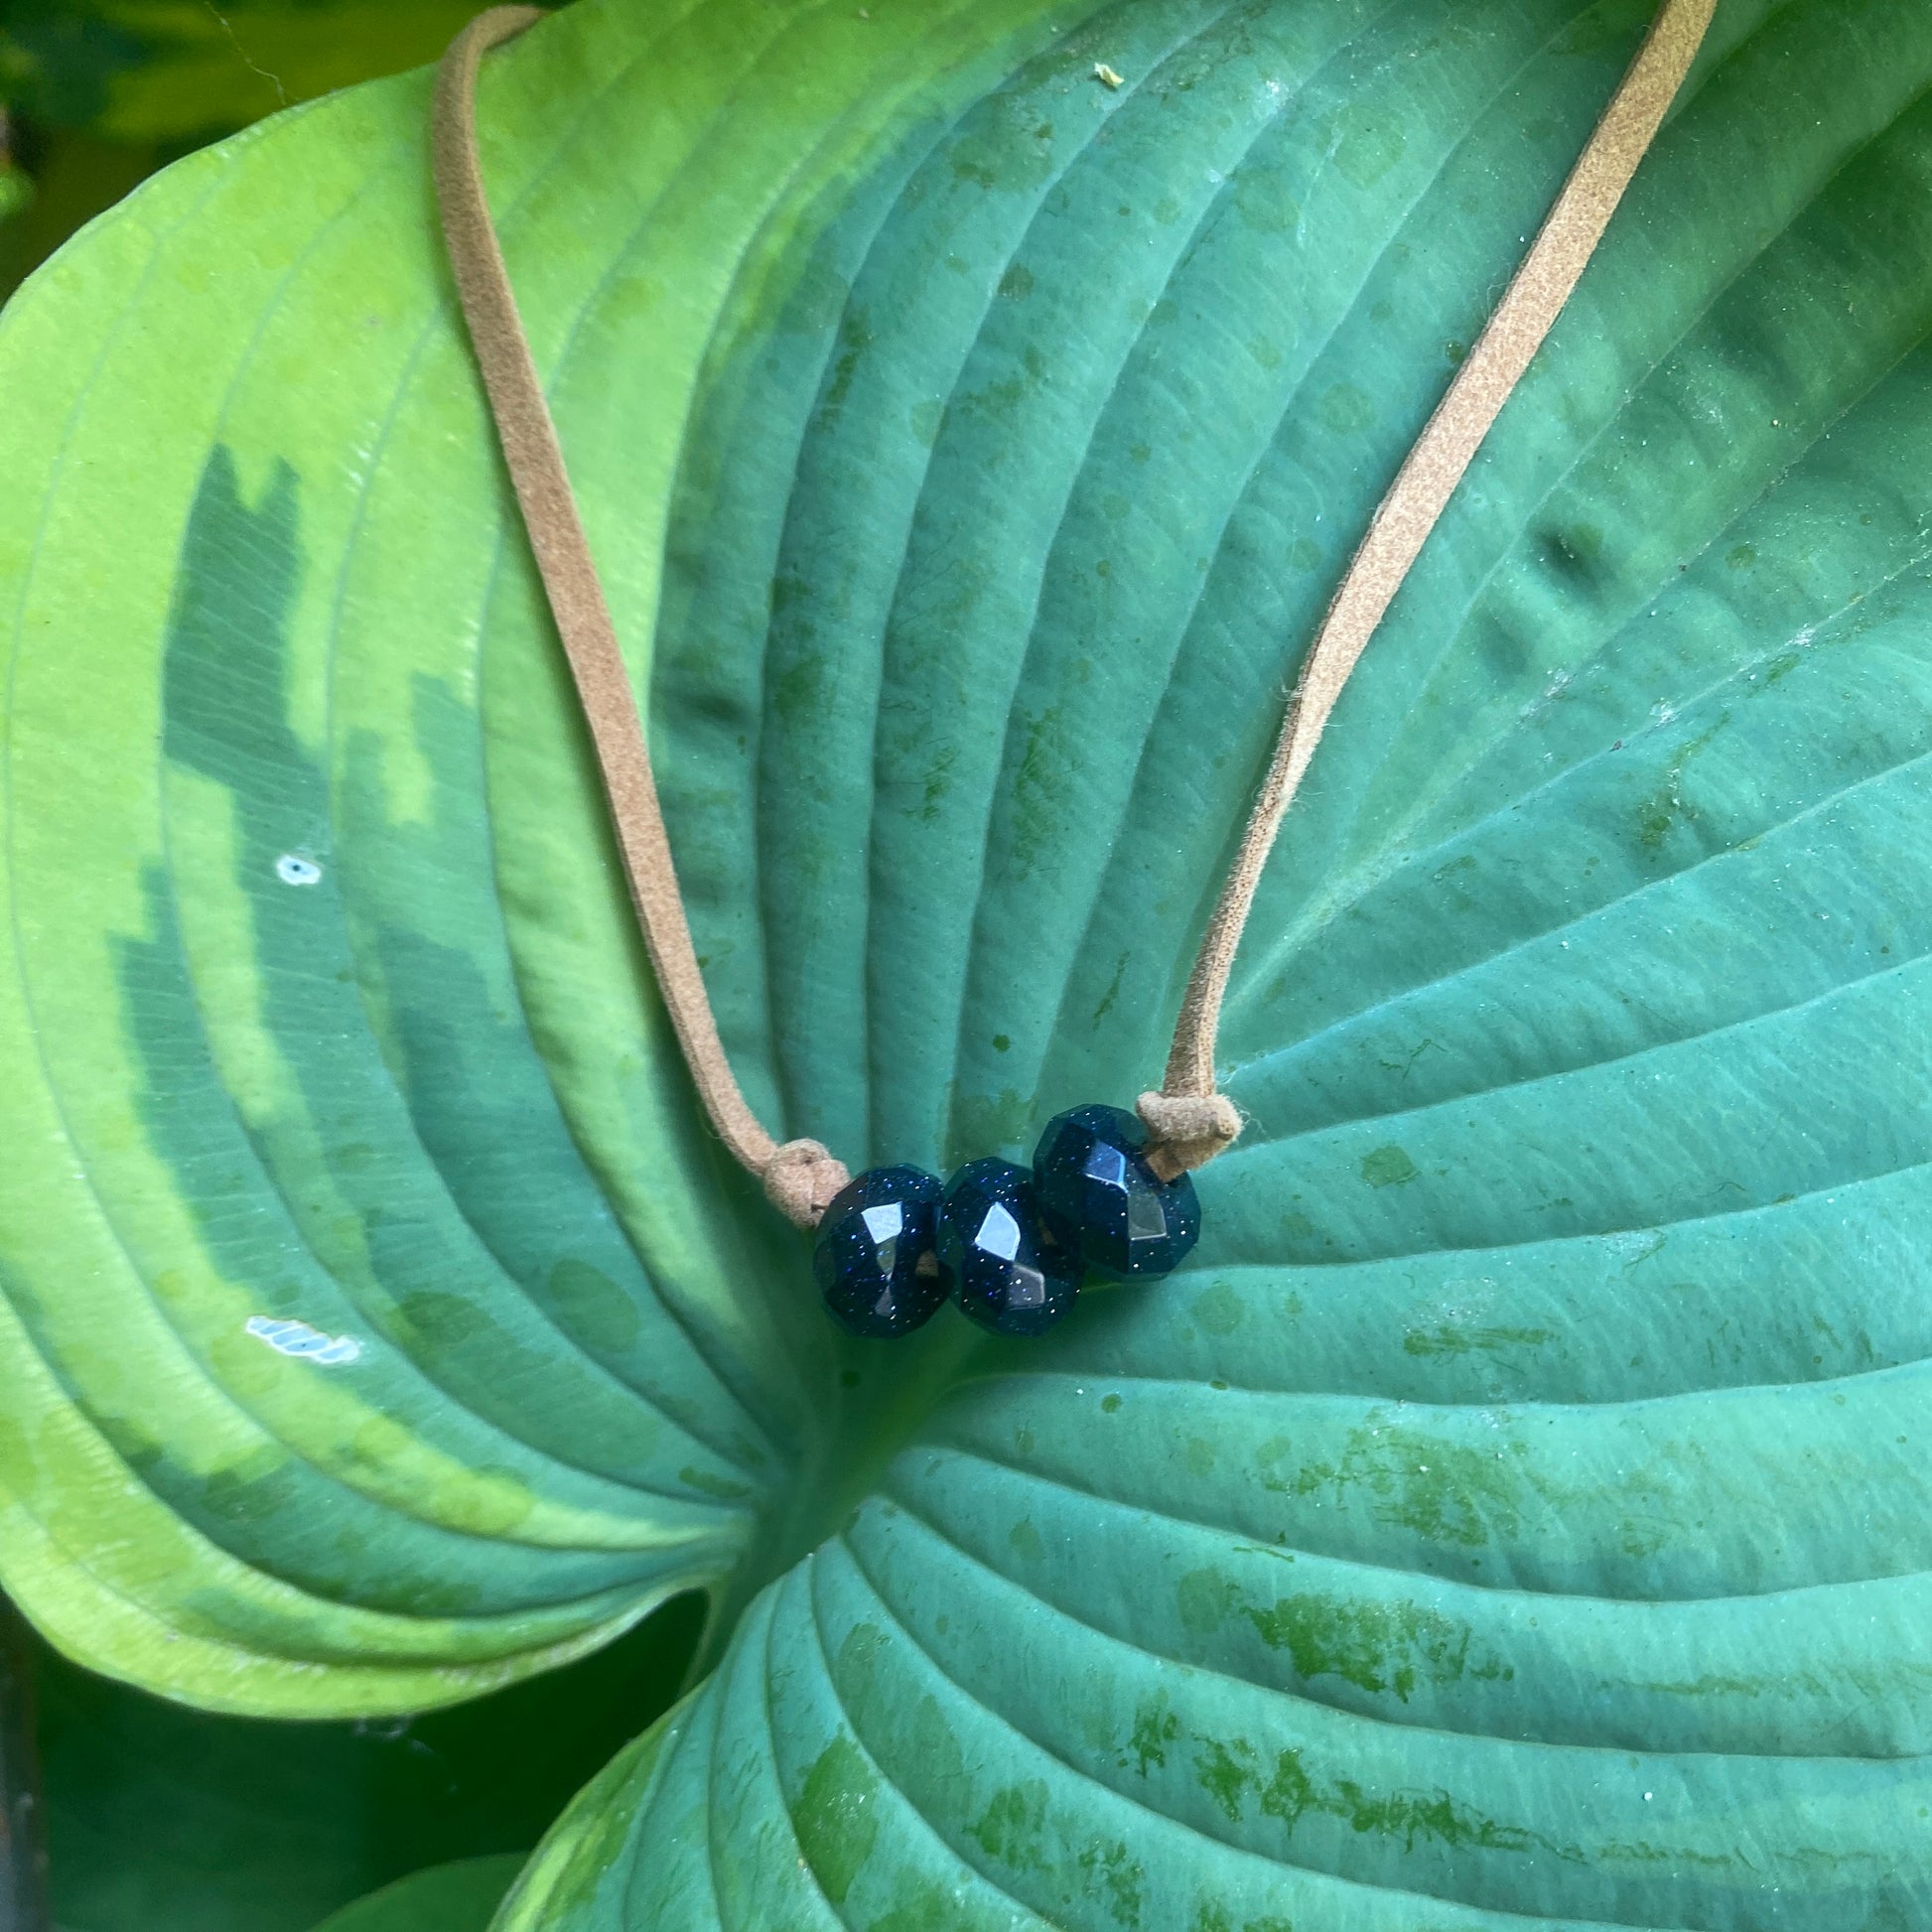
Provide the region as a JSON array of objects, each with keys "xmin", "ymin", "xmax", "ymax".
[
  {"xmin": 1140, "ymin": 0, "xmax": 1714, "ymax": 1180},
  {"xmin": 433, "ymin": 0, "xmax": 1710, "ymax": 1214},
  {"xmin": 433, "ymin": 7, "xmax": 850, "ymax": 1227}
]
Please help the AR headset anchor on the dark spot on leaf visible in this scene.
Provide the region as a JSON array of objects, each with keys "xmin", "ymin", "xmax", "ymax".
[
  {"xmin": 1360, "ymin": 1145, "xmax": 1419, "ymax": 1187},
  {"xmin": 794, "ymin": 1735, "xmax": 879, "ymax": 1903},
  {"xmin": 966, "ymin": 1780, "xmax": 1048, "ymax": 1870}
]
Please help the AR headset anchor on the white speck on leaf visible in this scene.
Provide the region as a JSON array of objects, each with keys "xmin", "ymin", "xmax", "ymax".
[
  {"xmin": 245, "ymin": 1314, "xmax": 360, "ymax": 1365},
  {"xmin": 276, "ymin": 854, "xmax": 323, "ymax": 887}
]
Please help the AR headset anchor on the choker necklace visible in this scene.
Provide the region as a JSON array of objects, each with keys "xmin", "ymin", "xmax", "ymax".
[{"xmin": 430, "ymin": 0, "xmax": 1712, "ymax": 1340}]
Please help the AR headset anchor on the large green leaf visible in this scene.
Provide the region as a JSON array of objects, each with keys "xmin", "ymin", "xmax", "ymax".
[{"xmin": 6, "ymin": 0, "xmax": 1932, "ymax": 1923}]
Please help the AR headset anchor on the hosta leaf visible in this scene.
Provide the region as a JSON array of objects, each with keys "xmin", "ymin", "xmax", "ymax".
[{"xmin": 5, "ymin": 0, "xmax": 1932, "ymax": 1923}]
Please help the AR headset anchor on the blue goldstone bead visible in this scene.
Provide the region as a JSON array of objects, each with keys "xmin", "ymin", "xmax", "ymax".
[
  {"xmin": 939, "ymin": 1158, "xmax": 1079, "ymax": 1338},
  {"xmin": 1033, "ymin": 1102, "xmax": 1200, "ymax": 1281},
  {"xmin": 813, "ymin": 1166, "xmax": 950, "ymax": 1338}
]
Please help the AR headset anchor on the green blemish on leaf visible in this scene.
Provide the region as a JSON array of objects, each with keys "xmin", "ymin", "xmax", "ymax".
[
  {"xmin": 1270, "ymin": 1423, "xmax": 1529, "ymax": 1549},
  {"xmin": 1176, "ymin": 1567, "xmax": 1240, "ymax": 1635},
  {"xmin": 1200, "ymin": 1897, "xmax": 1292, "ymax": 1932},
  {"xmin": 948, "ymin": 1085, "xmax": 1032, "ymax": 1169},
  {"xmin": 1402, "ymin": 1323, "xmax": 1553, "ymax": 1358},
  {"xmin": 545, "ymin": 1258, "xmax": 642, "ymax": 1353},
  {"xmin": 947, "ymin": 89, "xmax": 1062, "ymax": 195},
  {"xmin": 818, "ymin": 309, "xmax": 872, "ymax": 412},
  {"xmin": 396, "ymin": 1294, "xmax": 542, "ymax": 1393},
  {"xmin": 1091, "ymin": 949, "xmax": 1130, "ymax": 1028},
  {"xmin": 918, "ymin": 741, "xmax": 959, "ymax": 818},
  {"xmin": 440, "ymin": 1464, "xmax": 536, "ymax": 1540},
  {"xmin": 1195, "ymin": 1737, "xmax": 1255, "ymax": 1823},
  {"xmin": 836, "ymin": 1621, "xmax": 892, "ymax": 1704},
  {"xmin": 1008, "ymin": 1518, "xmax": 1044, "ymax": 1561},
  {"xmin": 1634, "ymin": 716, "xmax": 1725, "ymax": 852},
  {"xmin": 966, "ymin": 1780, "xmax": 1048, "ymax": 1871},
  {"xmin": 1317, "ymin": 380, "xmax": 1374, "ymax": 435},
  {"xmin": 868, "ymin": 1880, "xmax": 980, "ymax": 1932},
  {"xmin": 1288, "ymin": 536, "xmax": 1321, "ymax": 572},
  {"xmin": 1012, "ymin": 704, "xmax": 1074, "ymax": 873},
  {"xmin": 1333, "ymin": 1777, "xmax": 1541, "ymax": 1855},
  {"xmin": 1183, "ymin": 1437, "xmax": 1216, "ymax": 1477},
  {"xmin": 678, "ymin": 1464, "xmax": 752, "ymax": 1502},
  {"xmin": 1242, "ymin": 1591, "xmax": 1511, "ymax": 1701},
  {"xmin": 1360, "ymin": 1145, "xmax": 1418, "ymax": 1187},
  {"xmin": 1126, "ymin": 1693, "xmax": 1177, "ymax": 1776},
  {"xmin": 992, "ymin": 1034, "xmax": 1011, "ymax": 1052},
  {"xmin": 1101, "ymin": 1393, "xmax": 1123, "ymax": 1414},
  {"xmin": 1258, "ymin": 1748, "xmax": 1315, "ymax": 1830},
  {"xmin": 1331, "ymin": 101, "xmax": 1404, "ymax": 187},
  {"xmin": 1078, "ymin": 1838, "xmax": 1146, "ymax": 1928},
  {"xmin": 998, "ymin": 261, "xmax": 1035, "ymax": 300},
  {"xmin": 794, "ymin": 1735, "xmax": 879, "ymax": 1904},
  {"xmin": 770, "ymin": 648, "xmax": 830, "ymax": 731},
  {"xmin": 903, "ymin": 1691, "xmax": 967, "ymax": 1806},
  {"xmin": 1191, "ymin": 1281, "xmax": 1244, "ymax": 1334}
]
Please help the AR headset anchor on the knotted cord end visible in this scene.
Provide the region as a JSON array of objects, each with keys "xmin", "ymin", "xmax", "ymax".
[
  {"xmin": 761, "ymin": 1138, "xmax": 851, "ymax": 1230},
  {"xmin": 1137, "ymin": 1090, "xmax": 1242, "ymax": 1182}
]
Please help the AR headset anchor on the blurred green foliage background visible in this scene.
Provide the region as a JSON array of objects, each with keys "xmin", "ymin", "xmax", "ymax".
[
  {"xmin": 33, "ymin": 1594, "xmax": 702, "ymax": 1932},
  {"xmin": 0, "ymin": 0, "xmax": 530, "ymax": 302}
]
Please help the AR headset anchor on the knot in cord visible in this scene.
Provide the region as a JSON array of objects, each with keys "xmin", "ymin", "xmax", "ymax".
[
  {"xmin": 1138, "ymin": 1091, "xmax": 1242, "ymax": 1182},
  {"xmin": 760, "ymin": 1139, "xmax": 851, "ymax": 1230}
]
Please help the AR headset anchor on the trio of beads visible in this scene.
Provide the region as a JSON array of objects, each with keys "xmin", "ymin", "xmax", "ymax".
[{"xmin": 812, "ymin": 1102, "xmax": 1201, "ymax": 1340}]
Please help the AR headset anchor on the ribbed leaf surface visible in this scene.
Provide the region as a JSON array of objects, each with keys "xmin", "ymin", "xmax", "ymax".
[{"xmin": 4, "ymin": 0, "xmax": 1931, "ymax": 1922}]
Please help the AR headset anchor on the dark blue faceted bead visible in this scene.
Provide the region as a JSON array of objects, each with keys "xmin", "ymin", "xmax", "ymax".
[
  {"xmin": 1033, "ymin": 1103, "xmax": 1200, "ymax": 1281},
  {"xmin": 813, "ymin": 1166, "xmax": 950, "ymax": 1338},
  {"xmin": 939, "ymin": 1158, "xmax": 1079, "ymax": 1339}
]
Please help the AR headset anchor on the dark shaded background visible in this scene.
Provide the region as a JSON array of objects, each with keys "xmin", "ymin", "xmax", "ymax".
[
  {"xmin": 31, "ymin": 1592, "xmax": 701, "ymax": 1931},
  {"xmin": 0, "ymin": 0, "xmax": 548, "ymax": 302}
]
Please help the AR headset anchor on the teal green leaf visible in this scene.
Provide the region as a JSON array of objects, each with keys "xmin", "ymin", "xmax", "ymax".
[{"xmin": 6, "ymin": 0, "xmax": 1932, "ymax": 1924}]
